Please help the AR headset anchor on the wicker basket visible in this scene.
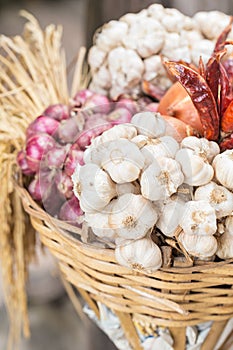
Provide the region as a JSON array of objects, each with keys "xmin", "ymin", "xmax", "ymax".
[{"xmin": 16, "ymin": 181, "xmax": 233, "ymax": 350}]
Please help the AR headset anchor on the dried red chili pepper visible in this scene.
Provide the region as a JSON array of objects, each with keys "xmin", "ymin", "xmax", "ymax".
[
  {"xmin": 219, "ymin": 133, "xmax": 233, "ymax": 151},
  {"xmin": 219, "ymin": 62, "xmax": 232, "ymax": 116},
  {"xmin": 221, "ymin": 99, "xmax": 233, "ymax": 133},
  {"xmin": 214, "ymin": 17, "xmax": 233, "ymax": 52},
  {"xmin": 164, "ymin": 61, "xmax": 220, "ymax": 141}
]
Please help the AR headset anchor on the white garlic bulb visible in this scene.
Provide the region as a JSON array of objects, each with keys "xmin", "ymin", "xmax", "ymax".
[
  {"xmin": 115, "ymin": 237, "xmax": 162, "ymax": 273},
  {"xmin": 194, "ymin": 182, "xmax": 233, "ymax": 218},
  {"xmin": 72, "ymin": 163, "xmax": 116, "ymax": 212},
  {"xmin": 85, "ymin": 201, "xmax": 117, "ymax": 239},
  {"xmin": 181, "ymin": 136, "xmax": 220, "ymax": 163},
  {"xmin": 87, "ymin": 123, "xmax": 137, "ymax": 150},
  {"xmin": 84, "ymin": 139, "xmax": 145, "ymax": 183},
  {"xmin": 179, "ymin": 231, "xmax": 218, "ymax": 259},
  {"xmin": 216, "ymin": 216, "xmax": 233, "ymax": 259},
  {"xmin": 141, "ymin": 135, "xmax": 179, "ymax": 159},
  {"xmin": 212, "ymin": 150, "xmax": 233, "ymax": 190},
  {"xmin": 140, "ymin": 157, "xmax": 184, "ymax": 201},
  {"xmin": 109, "ymin": 193, "xmax": 158, "ymax": 239},
  {"xmin": 179, "ymin": 200, "xmax": 217, "ymax": 236},
  {"xmin": 175, "ymin": 148, "xmax": 214, "ymax": 186},
  {"xmin": 131, "ymin": 111, "xmax": 166, "ymax": 138},
  {"xmin": 157, "ymin": 197, "xmax": 186, "ymax": 237}
]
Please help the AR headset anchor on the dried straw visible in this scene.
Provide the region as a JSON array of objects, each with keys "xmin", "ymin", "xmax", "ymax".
[{"xmin": 0, "ymin": 11, "xmax": 87, "ymax": 349}]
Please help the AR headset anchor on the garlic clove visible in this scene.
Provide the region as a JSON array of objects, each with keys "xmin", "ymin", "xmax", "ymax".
[
  {"xmin": 72, "ymin": 163, "xmax": 116, "ymax": 212},
  {"xmin": 179, "ymin": 200, "xmax": 217, "ymax": 236},
  {"xmin": 175, "ymin": 148, "xmax": 214, "ymax": 186},
  {"xmin": 140, "ymin": 157, "xmax": 184, "ymax": 201},
  {"xmin": 116, "ymin": 181, "xmax": 141, "ymax": 196},
  {"xmin": 179, "ymin": 231, "xmax": 218, "ymax": 259},
  {"xmin": 131, "ymin": 111, "xmax": 166, "ymax": 138},
  {"xmin": 115, "ymin": 237, "xmax": 162, "ymax": 273},
  {"xmin": 194, "ymin": 181, "xmax": 233, "ymax": 218},
  {"xmin": 109, "ymin": 193, "xmax": 158, "ymax": 239},
  {"xmin": 212, "ymin": 150, "xmax": 233, "ymax": 190}
]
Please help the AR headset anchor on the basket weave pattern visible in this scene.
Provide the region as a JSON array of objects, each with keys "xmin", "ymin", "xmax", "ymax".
[{"xmin": 17, "ymin": 183, "xmax": 233, "ymax": 349}]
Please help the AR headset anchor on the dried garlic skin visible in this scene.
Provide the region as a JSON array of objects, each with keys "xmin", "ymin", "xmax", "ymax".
[
  {"xmin": 140, "ymin": 157, "xmax": 184, "ymax": 201},
  {"xmin": 212, "ymin": 150, "xmax": 233, "ymax": 190},
  {"xmin": 109, "ymin": 193, "xmax": 158, "ymax": 239},
  {"xmin": 115, "ymin": 237, "xmax": 162, "ymax": 273},
  {"xmin": 131, "ymin": 111, "xmax": 166, "ymax": 138},
  {"xmin": 216, "ymin": 216, "xmax": 233, "ymax": 259},
  {"xmin": 175, "ymin": 148, "xmax": 214, "ymax": 186},
  {"xmin": 71, "ymin": 163, "xmax": 116, "ymax": 212},
  {"xmin": 179, "ymin": 200, "xmax": 217, "ymax": 236},
  {"xmin": 194, "ymin": 182, "xmax": 233, "ymax": 218}
]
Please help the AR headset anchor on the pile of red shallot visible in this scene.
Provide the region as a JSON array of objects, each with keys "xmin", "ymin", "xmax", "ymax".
[{"xmin": 17, "ymin": 90, "xmax": 160, "ymax": 223}]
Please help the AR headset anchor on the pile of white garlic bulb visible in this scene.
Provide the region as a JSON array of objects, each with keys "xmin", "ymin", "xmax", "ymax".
[
  {"xmin": 88, "ymin": 4, "xmax": 233, "ymax": 99},
  {"xmin": 72, "ymin": 111, "xmax": 233, "ymax": 273}
]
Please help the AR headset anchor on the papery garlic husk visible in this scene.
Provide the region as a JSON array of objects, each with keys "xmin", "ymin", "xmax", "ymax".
[
  {"xmin": 140, "ymin": 157, "xmax": 184, "ymax": 201},
  {"xmin": 131, "ymin": 111, "xmax": 166, "ymax": 138},
  {"xmin": 194, "ymin": 182, "xmax": 233, "ymax": 218},
  {"xmin": 179, "ymin": 200, "xmax": 217, "ymax": 236},
  {"xmin": 157, "ymin": 197, "xmax": 186, "ymax": 237},
  {"xmin": 175, "ymin": 148, "xmax": 214, "ymax": 186},
  {"xmin": 141, "ymin": 135, "xmax": 179, "ymax": 159},
  {"xmin": 181, "ymin": 136, "xmax": 220, "ymax": 163},
  {"xmin": 179, "ymin": 231, "xmax": 218, "ymax": 259},
  {"xmin": 84, "ymin": 139, "xmax": 145, "ymax": 184},
  {"xmin": 72, "ymin": 163, "xmax": 116, "ymax": 212},
  {"xmin": 109, "ymin": 193, "xmax": 158, "ymax": 239},
  {"xmin": 116, "ymin": 181, "xmax": 141, "ymax": 196},
  {"xmin": 216, "ymin": 216, "xmax": 233, "ymax": 259},
  {"xmin": 115, "ymin": 237, "xmax": 162, "ymax": 273},
  {"xmin": 212, "ymin": 150, "xmax": 233, "ymax": 190},
  {"xmin": 87, "ymin": 123, "xmax": 137, "ymax": 150}
]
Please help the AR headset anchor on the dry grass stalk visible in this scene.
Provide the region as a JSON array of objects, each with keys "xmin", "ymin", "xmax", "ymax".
[{"xmin": 0, "ymin": 11, "xmax": 87, "ymax": 349}]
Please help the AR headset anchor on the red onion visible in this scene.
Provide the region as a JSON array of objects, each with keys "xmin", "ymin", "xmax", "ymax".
[
  {"xmin": 59, "ymin": 195, "xmax": 83, "ymax": 225},
  {"xmin": 146, "ymin": 102, "xmax": 159, "ymax": 112},
  {"xmin": 43, "ymin": 144, "xmax": 70, "ymax": 169},
  {"xmin": 29, "ymin": 169, "xmax": 65, "ymax": 215},
  {"xmin": 55, "ymin": 171, "xmax": 73, "ymax": 199},
  {"xmin": 64, "ymin": 144, "xmax": 84, "ymax": 176},
  {"xmin": 26, "ymin": 133, "xmax": 55, "ymax": 172},
  {"xmin": 77, "ymin": 122, "xmax": 112, "ymax": 150},
  {"xmin": 56, "ymin": 117, "xmax": 80, "ymax": 144},
  {"xmin": 17, "ymin": 150, "xmax": 35, "ymax": 175},
  {"xmin": 43, "ymin": 103, "xmax": 70, "ymax": 121},
  {"xmin": 107, "ymin": 108, "xmax": 132, "ymax": 125},
  {"xmin": 73, "ymin": 89, "xmax": 94, "ymax": 107},
  {"xmin": 83, "ymin": 93, "xmax": 111, "ymax": 114},
  {"xmin": 116, "ymin": 98, "xmax": 138, "ymax": 114},
  {"xmin": 26, "ymin": 116, "xmax": 59, "ymax": 139}
]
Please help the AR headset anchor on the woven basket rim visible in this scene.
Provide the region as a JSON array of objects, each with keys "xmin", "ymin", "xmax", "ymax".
[{"xmin": 15, "ymin": 179, "xmax": 233, "ymax": 274}]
